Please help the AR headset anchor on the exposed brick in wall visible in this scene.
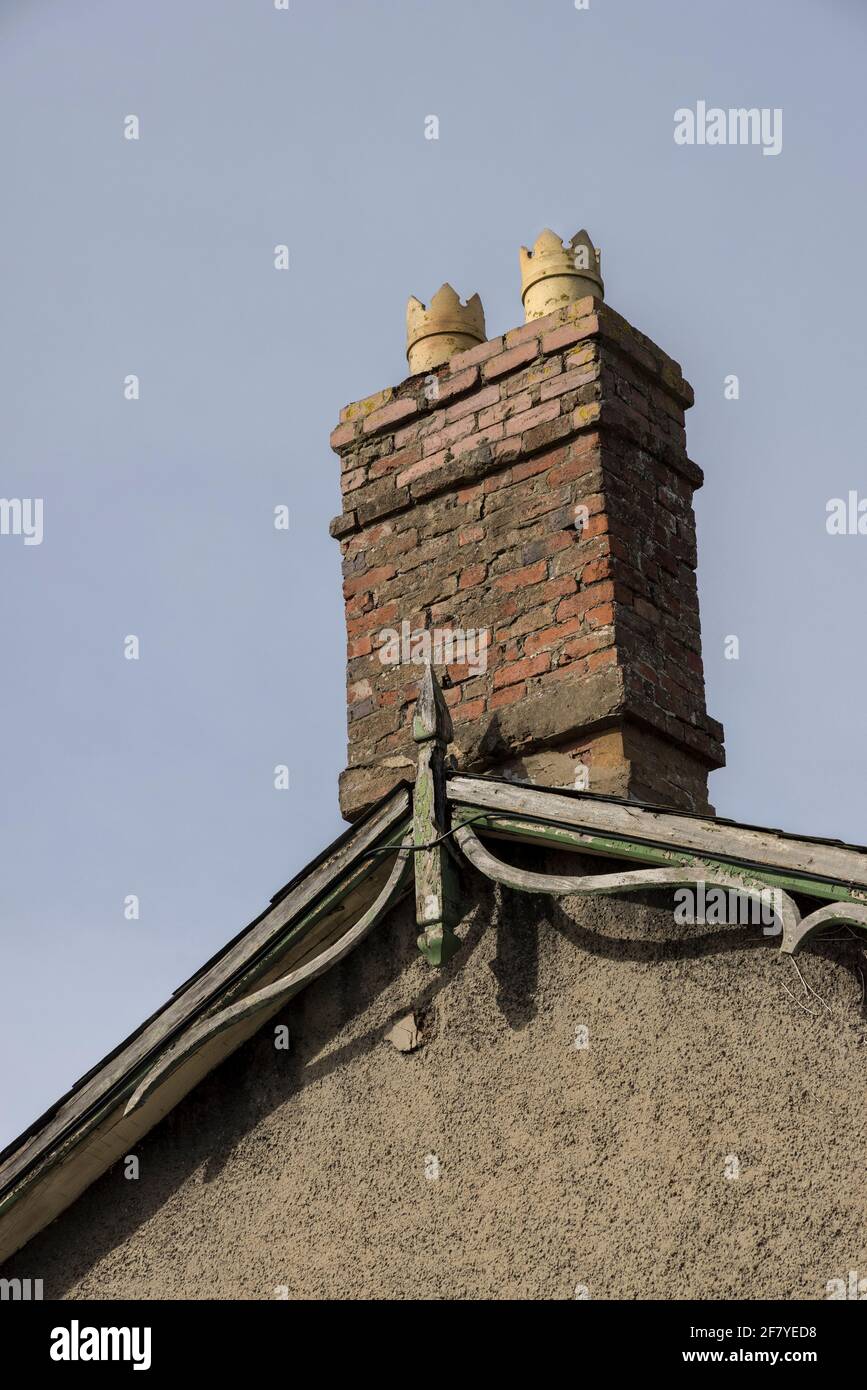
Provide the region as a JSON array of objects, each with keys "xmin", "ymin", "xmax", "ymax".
[{"xmin": 330, "ymin": 297, "xmax": 725, "ymax": 821}]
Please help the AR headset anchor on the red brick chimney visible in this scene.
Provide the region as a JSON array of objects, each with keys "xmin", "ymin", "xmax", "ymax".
[{"xmin": 329, "ymin": 231, "xmax": 725, "ymax": 822}]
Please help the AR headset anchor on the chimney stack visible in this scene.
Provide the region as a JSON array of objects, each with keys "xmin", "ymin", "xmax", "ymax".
[{"xmin": 330, "ymin": 230, "xmax": 725, "ymax": 821}]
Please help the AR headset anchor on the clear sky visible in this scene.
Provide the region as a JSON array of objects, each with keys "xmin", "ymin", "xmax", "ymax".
[{"xmin": 1, "ymin": 0, "xmax": 865, "ymax": 1148}]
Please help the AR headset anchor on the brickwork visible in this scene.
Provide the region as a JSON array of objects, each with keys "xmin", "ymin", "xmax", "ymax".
[{"xmin": 330, "ymin": 296, "xmax": 725, "ymax": 820}]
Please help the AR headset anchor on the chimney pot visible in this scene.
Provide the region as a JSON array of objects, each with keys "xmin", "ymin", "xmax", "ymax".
[
  {"xmin": 519, "ymin": 228, "xmax": 604, "ymax": 322},
  {"xmin": 406, "ymin": 283, "xmax": 486, "ymax": 373}
]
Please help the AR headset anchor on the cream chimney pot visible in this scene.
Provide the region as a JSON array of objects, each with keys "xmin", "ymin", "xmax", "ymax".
[
  {"xmin": 406, "ymin": 284, "xmax": 486, "ymax": 373},
  {"xmin": 519, "ymin": 228, "xmax": 604, "ymax": 323}
]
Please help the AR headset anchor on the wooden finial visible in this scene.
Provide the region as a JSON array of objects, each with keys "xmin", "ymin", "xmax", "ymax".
[
  {"xmin": 412, "ymin": 663, "xmax": 459, "ymax": 966},
  {"xmin": 412, "ymin": 662, "xmax": 453, "ymax": 744}
]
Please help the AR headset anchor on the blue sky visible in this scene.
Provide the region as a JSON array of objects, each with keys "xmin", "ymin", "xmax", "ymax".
[{"xmin": 1, "ymin": 0, "xmax": 865, "ymax": 1146}]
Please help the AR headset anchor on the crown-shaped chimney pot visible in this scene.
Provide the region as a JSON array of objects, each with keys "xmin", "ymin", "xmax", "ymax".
[
  {"xmin": 406, "ymin": 283, "xmax": 486, "ymax": 373},
  {"xmin": 519, "ymin": 228, "xmax": 604, "ymax": 322}
]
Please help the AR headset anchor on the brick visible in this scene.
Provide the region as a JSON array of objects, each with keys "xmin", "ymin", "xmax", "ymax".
[
  {"xmin": 586, "ymin": 600, "xmax": 615, "ymax": 628},
  {"xmin": 582, "ymin": 513, "xmax": 609, "ymax": 540},
  {"xmin": 369, "ymin": 442, "xmax": 423, "ymax": 480},
  {"xmin": 493, "ymin": 559, "xmax": 547, "ymax": 593},
  {"xmin": 445, "ymin": 383, "xmax": 499, "ymax": 423},
  {"xmin": 489, "ymin": 683, "xmax": 526, "ymax": 710},
  {"xmin": 502, "ymin": 398, "xmax": 560, "ymax": 439},
  {"xmin": 478, "ymin": 391, "xmax": 533, "ymax": 430},
  {"xmin": 436, "ymin": 366, "xmax": 480, "ymax": 403},
  {"xmin": 342, "ymin": 564, "xmax": 395, "ymax": 598},
  {"xmin": 450, "ymin": 424, "xmax": 504, "ymax": 458},
  {"xmin": 587, "ymin": 646, "xmax": 617, "ymax": 673},
  {"xmin": 341, "ymin": 466, "xmax": 366, "ymax": 493},
  {"xmin": 581, "ymin": 557, "xmax": 613, "ymax": 584},
  {"xmin": 409, "ymin": 453, "xmax": 489, "ymax": 502},
  {"xmin": 423, "ymin": 414, "xmax": 475, "ymax": 455},
  {"xmin": 495, "ymin": 603, "xmax": 556, "ymax": 642},
  {"xmin": 512, "ymin": 451, "xmax": 557, "ymax": 484},
  {"xmin": 345, "ymin": 592, "xmax": 372, "ymax": 622},
  {"xmin": 454, "ymin": 697, "xmax": 486, "ymax": 722},
  {"xmin": 491, "ymin": 438, "xmax": 523, "ymax": 467},
  {"xmin": 493, "ymin": 652, "xmax": 551, "ymax": 688},
  {"xmin": 482, "ymin": 342, "xmax": 539, "ymax": 382},
  {"xmin": 330, "ymin": 420, "xmax": 357, "ymax": 450},
  {"xmin": 521, "ymin": 415, "xmax": 573, "ymax": 454},
  {"xmin": 393, "ymin": 418, "xmax": 427, "ymax": 450},
  {"xmin": 546, "ymin": 450, "xmax": 599, "ymax": 489},
  {"xmin": 329, "ymin": 510, "xmax": 356, "ymax": 539},
  {"xmin": 396, "ymin": 450, "xmax": 450, "ymax": 488},
  {"xmin": 634, "ymin": 596, "xmax": 662, "ymax": 624},
  {"xmin": 564, "ymin": 344, "xmax": 596, "ymax": 370},
  {"xmin": 357, "ymin": 488, "xmax": 411, "ymax": 527},
  {"xmin": 522, "ymin": 531, "xmax": 573, "ymax": 565},
  {"xmin": 503, "ymin": 358, "xmax": 562, "ymax": 396},
  {"xmin": 524, "ymin": 618, "xmax": 582, "ymax": 657},
  {"xmin": 339, "ymin": 386, "xmax": 392, "ymax": 424},
  {"xmin": 540, "ymin": 315, "xmax": 598, "ymax": 355},
  {"xmin": 540, "ymin": 365, "xmax": 598, "ymax": 401},
  {"xmin": 563, "ymin": 295, "xmax": 600, "ymax": 322},
  {"xmin": 503, "ymin": 319, "xmax": 543, "ymax": 348},
  {"xmin": 459, "ymin": 563, "xmax": 486, "ymax": 590},
  {"xmin": 572, "ymin": 402, "xmax": 602, "ymax": 432},
  {"xmin": 449, "ymin": 337, "xmax": 504, "ymax": 372},
  {"xmin": 362, "ymin": 396, "xmax": 420, "ymax": 435},
  {"xmin": 560, "ymin": 632, "xmax": 608, "ymax": 662},
  {"xmin": 347, "ymin": 599, "xmax": 398, "ymax": 636},
  {"xmin": 556, "ymin": 582, "xmax": 615, "ymax": 620},
  {"xmin": 541, "ymin": 575, "xmax": 576, "ymax": 601}
]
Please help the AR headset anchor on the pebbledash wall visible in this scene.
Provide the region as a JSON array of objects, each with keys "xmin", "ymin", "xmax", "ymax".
[
  {"xmin": 3, "ymin": 861, "xmax": 865, "ymax": 1300},
  {"xmin": 331, "ymin": 275, "xmax": 725, "ymax": 823}
]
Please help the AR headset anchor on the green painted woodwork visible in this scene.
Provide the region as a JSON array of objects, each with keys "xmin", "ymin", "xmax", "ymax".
[
  {"xmin": 413, "ymin": 665, "xmax": 461, "ymax": 966},
  {"xmin": 448, "ymin": 807, "xmax": 867, "ymax": 908}
]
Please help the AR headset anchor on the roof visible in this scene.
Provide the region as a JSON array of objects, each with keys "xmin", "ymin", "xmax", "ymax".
[
  {"xmin": 0, "ymin": 782, "xmax": 412, "ymax": 1175},
  {"xmin": 0, "ymin": 782, "xmax": 412, "ymax": 1263},
  {"xmin": 3, "ymin": 762, "xmax": 867, "ymax": 1266}
]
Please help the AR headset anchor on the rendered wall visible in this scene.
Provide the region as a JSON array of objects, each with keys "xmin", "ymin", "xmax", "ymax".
[{"xmin": 4, "ymin": 849, "xmax": 865, "ymax": 1300}]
